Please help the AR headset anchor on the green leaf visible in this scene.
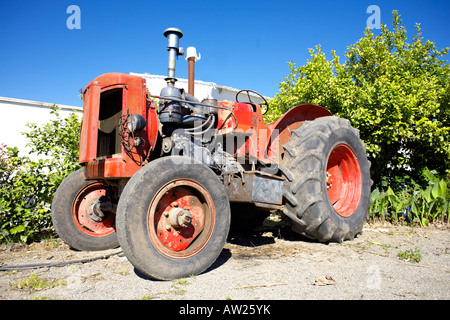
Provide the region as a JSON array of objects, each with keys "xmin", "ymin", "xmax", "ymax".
[
  {"xmin": 438, "ymin": 179, "xmax": 447, "ymax": 197},
  {"xmin": 10, "ymin": 225, "xmax": 25, "ymax": 235},
  {"xmin": 410, "ymin": 201, "xmax": 418, "ymax": 215},
  {"xmin": 431, "ymin": 182, "xmax": 440, "ymax": 199},
  {"xmin": 423, "ymin": 187, "xmax": 433, "ymax": 203},
  {"xmin": 387, "ymin": 186, "xmax": 395, "ymax": 197},
  {"xmin": 371, "ymin": 188, "xmax": 381, "ymax": 201}
]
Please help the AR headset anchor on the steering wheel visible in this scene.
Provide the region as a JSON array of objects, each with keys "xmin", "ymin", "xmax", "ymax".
[{"xmin": 235, "ymin": 89, "xmax": 269, "ymax": 115}]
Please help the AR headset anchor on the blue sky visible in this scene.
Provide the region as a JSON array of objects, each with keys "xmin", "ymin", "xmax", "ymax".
[{"xmin": 1, "ymin": 0, "xmax": 449, "ymax": 108}]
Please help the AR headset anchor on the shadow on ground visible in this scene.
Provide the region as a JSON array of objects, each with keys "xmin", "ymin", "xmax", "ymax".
[{"xmin": 133, "ymin": 213, "xmax": 314, "ymax": 280}]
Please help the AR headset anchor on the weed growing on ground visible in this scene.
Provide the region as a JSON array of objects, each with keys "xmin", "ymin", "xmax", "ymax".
[
  {"xmin": 398, "ymin": 247, "xmax": 422, "ymax": 263},
  {"xmin": 11, "ymin": 273, "xmax": 66, "ymax": 292}
]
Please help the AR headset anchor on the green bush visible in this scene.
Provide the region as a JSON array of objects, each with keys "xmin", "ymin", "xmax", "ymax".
[
  {"xmin": 264, "ymin": 11, "xmax": 449, "ymax": 224},
  {"xmin": 0, "ymin": 106, "xmax": 81, "ymax": 243},
  {"xmin": 266, "ymin": 11, "xmax": 449, "ymax": 189},
  {"xmin": 370, "ymin": 169, "xmax": 449, "ymax": 225}
]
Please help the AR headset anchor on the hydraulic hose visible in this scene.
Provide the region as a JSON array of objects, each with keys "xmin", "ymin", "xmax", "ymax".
[
  {"xmin": 0, "ymin": 250, "xmax": 123, "ymax": 271},
  {"xmin": 184, "ymin": 114, "xmax": 216, "ymax": 135}
]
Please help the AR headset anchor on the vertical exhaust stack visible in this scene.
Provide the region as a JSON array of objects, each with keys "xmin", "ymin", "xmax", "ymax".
[
  {"xmin": 159, "ymin": 28, "xmax": 204, "ymax": 124},
  {"xmin": 163, "ymin": 28, "xmax": 184, "ymax": 83},
  {"xmin": 160, "ymin": 28, "xmax": 184, "ymax": 124}
]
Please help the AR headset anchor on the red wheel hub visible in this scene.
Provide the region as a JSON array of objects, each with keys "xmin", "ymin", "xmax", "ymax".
[
  {"xmin": 148, "ymin": 179, "xmax": 215, "ymax": 259},
  {"xmin": 72, "ymin": 182, "xmax": 116, "ymax": 237},
  {"xmin": 326, "ymin": 144, "xmax": 362, "ymax": 217}
]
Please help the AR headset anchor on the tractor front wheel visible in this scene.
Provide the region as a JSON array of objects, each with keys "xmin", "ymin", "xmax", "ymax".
[
  {"xmin": 51, "ymin": 168, "xmax": 119, "ymax": 251},
  {"xmin": 116, "ymin": 156, "xmax": 230, "ymax": 280},
  {"xmin": 281, "ymin": 116, "xmax": 371, "ymax": 242}
]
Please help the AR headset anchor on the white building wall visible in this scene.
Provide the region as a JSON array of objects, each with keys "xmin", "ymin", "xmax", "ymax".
[
  {"xmin": 0, "ymin": 97, "xmax": 82, "ymax": 157},
  {"xmin": 130, "ymin": 73, "xmax": 269, "ymax": 104}
]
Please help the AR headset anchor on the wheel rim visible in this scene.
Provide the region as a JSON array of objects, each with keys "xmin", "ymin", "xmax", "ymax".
[
  {"xmin": 147, "ymin": 179, "xmax": 215, "ymax": 259},
  {"xmin": 72, "ymin": 182, "xmax": 116, "ymax": 237},
  {"xmin": 326, "ymin": 144, "xmax": 362, "ymax": 217}
]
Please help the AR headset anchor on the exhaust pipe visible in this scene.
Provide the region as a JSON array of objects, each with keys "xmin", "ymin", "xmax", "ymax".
[
  {"xmin": 160, "ymin": 28, "xmax": 184, "ymax": 124},
  {"xmin": 163, "ymin": 27, "xmax": 184, "ymax": 82},
  {"xmin": 159, "ymin": 28, "xmax": 203, "ymax": 124}
]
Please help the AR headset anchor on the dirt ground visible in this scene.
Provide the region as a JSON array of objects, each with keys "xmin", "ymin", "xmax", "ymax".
[{"xmin": 0, "ymin": 218, "xmax": 449, "ymax": 301}]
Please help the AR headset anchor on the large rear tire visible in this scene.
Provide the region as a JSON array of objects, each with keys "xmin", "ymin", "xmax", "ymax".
[
  {"xmin": 116, "ymin": 156, "xmax": 230, "ymax": 280},
  {"xmin": 280, "ymin": 116, "xmax": 371, "ymax": 242},
  {"xmin": 51, "ymin": 168, "xmax": 119, "ymax": 251}
]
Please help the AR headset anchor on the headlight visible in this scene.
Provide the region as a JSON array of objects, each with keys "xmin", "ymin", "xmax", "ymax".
[{"xmin": 127, "ymin": 114, "xmax": 146, "ymax": 133}]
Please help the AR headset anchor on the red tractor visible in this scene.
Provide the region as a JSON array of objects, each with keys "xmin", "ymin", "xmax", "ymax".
[{"xmin": 52, "ymin": 28, "xmax": 371, "ymax": 280}]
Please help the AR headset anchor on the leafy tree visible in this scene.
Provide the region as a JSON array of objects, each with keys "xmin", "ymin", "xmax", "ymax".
[
  {"xmin": 267, "ymin": 11, "xmax": 450, "ymax": 188},
  {"xmin": 0, "ymin": 106, "xmax": 81, "ymax": 243},
  {"xmin": 24, "ymin": 106, "xmax": 81, "ymax": 191}
]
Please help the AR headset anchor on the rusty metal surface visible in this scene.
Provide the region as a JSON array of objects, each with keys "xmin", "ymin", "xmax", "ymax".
[
  {"xmin": 187, "ymin": 57, "xmax": 195, "ymax": 96},
  {"xmin": 252, "ymin": 173, "xmax": 283, "ymax": 204},
  {"xmin": 79, "ymin": 73, "xmax": 158, "ymax": 179},
  {"xmin": 223, "ymin": 171, "xmax": 284, "ymax": 205}
]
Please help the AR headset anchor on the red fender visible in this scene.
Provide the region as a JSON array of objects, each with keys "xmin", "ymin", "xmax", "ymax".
[{"xmin": 267, "ymin": 104, "xmax": 332, "ymax": 163}]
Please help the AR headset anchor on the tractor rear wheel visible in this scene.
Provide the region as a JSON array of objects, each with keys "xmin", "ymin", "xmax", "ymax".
[
  {"xmin": 51, "ymin": 168, "xmax": 119, "ymax": 251},
  {"xmin": 116, "ymin": 156, "xmax": 230, "ymax": 280},
  {"xmin": 280, "ymin": 116, "xmax": 371, "ymax": 242}
]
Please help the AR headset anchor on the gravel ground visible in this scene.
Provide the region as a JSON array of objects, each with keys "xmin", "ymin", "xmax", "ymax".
[{"xmin": 0, "ymin": 220, "xmax": 449, "ymax": 301}]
